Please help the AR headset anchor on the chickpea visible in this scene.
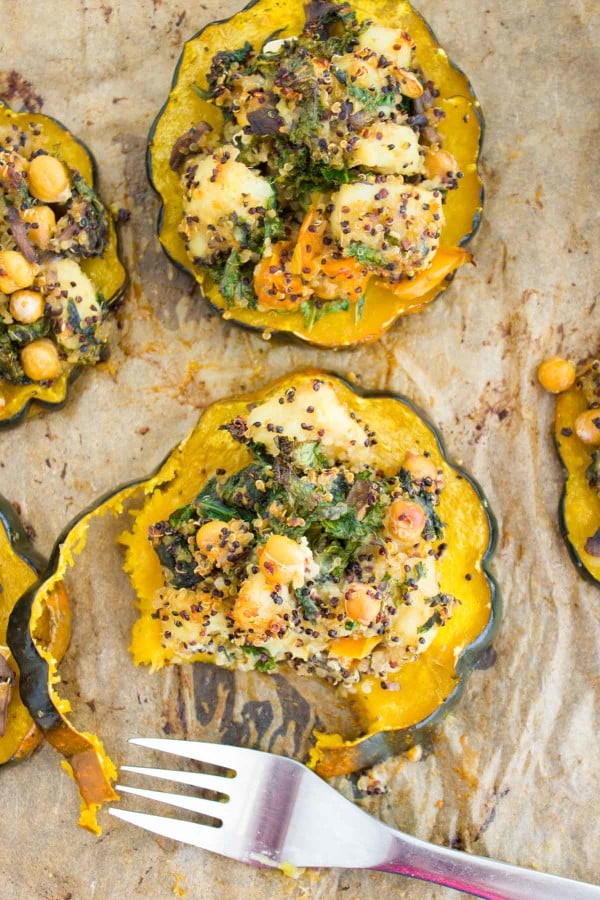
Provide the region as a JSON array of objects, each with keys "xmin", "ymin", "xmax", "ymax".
[
  {"xmin": 344, "ymin": 583, "xmax": 380, "ymax": 626},
  {"xmin": 537, "ymin": 356, "xmax": 576, "ymax": 394},
  {"xmin": 20, "ymin": 338, "xmax": 61, "ymax": 382},
  {"xmin": 27, "ymin": 154, "xmax": 71, "ymax": 204},
  {"xmin": 0, "ymin": 250, "xmax": 37, "ymax": 294},
  {"xmin": 196, "ymin": 519, "xmax": 229, "ymax": 558},
  {"xmin": 9, "ymin": 289, "xmax": 45, "ymax": 324},
  {"xmin": 424, "ymin": 147, "xmax": 459, "ymax": 180},
  {"xmin": 22, "ymin": 205, "xmax": 56, "ymax": 250},
  {"xmin": 403, "ymin": 452, "xmax": 442, "ymax": 490},
  {"xmin": 575, "ymin": 409, "xmax": 600, "ymax": 445},
  {"xmin": 233, "ymin": 572, "xmax": 281, "ymax": 633},
  {"xmin": 259, "ymin": 534, "xmax": 310, "ymax": 587},
  {"xmin": 386, "ymin": 498, "xmax": 426, "ymax": 545}
]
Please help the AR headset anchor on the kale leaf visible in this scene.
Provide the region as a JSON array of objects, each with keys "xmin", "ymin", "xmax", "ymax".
[{"xmin": 241, "ymin": 644, "xmax": 277, "ymax": 672}]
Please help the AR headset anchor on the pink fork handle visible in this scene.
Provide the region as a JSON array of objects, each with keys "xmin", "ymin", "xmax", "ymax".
[{"xmin": 374, "ymin": 833, "xmax": 600, "ymax": 899}]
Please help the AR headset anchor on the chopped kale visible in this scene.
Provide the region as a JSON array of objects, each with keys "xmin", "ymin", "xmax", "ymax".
[
  {"xmin": 152, "ymin": 531, "xmax": 200, "ymax": 589},
  {"xmin": 241, "ymin": 644, "xmax": 277, "ymax": 672},
  {"xmin": 301, "ymin": 301, "xmax": 318, "ymax": 330},
  {"xmin": 346, "ymin": 242, "xmax": 386, "ymax": 268},
  {"xmin": 417, "ymin": 610, "xmax": 442, "ymax": 634},
  {"xmin": 415, "ymin": 561, "xmax": 427, "ymax": 580},
  {"xmin": 291, "ymin": 441, "xmax": 329, "ymax": 470},
  {"xmin": 7, "ymin": 319, "xmax": 50, "ymax": 346},
  {"xmin": 343, "ymin": 80, "xmax": 412, "ymax": 115},
  {"xmin": 193, "ymin": 478, "xmax": 241, "ymax": 522},
  {"xmin": 0, "ymin": 326, "xmax": 26, "ymax": 383},
  {"xmin": 417, "ymin": 494, "xmax": 445, "ymax": 542},
  {"xmin": 302, "ymin": 1, "xmax": 365, "ymax": 56},
  {"xmin": 220, "ymin": 464, "xmax": 275, "ymax": 519},
  {"xmin": 219, "ymin": 251, "xmax": 255, "ymax": 308},
  {"xmin": 587, "ymin": 449, "xmax": 600, "ymax": 489},
  {"xmin": 206, "ymin": 42, "xmax": 254, "ymax": 96},
  {"xmin": 60, "ymin": 174, "xmax": 109, "ymax": 258},
  {"xmin": 317, "ymin": 537, "xmax": 361, "ymax": 577},
  {"xmin": 354, "ymin": 293, "xmax": 365, "ymax": 323},
  {"xmin": 295, "ymin": 585, "xmax": 319, "ymax": 623},
  {"xmin": 168, "ymin": 503, "xmax": 198, "ymax": 529}
]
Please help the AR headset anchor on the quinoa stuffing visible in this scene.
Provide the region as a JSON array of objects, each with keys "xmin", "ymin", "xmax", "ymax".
[
  {"xmin": 0, "ymin": 120, "xmax": 112, "ymax": 388},
  {"xmin": 171, "ymin": 0, "xmax": 464, "ymax": 326},
  {"xmin": 148, "ymin": 378, "xmax": 459, "ymax": 687}
]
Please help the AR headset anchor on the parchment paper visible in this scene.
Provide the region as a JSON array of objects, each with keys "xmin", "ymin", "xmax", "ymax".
[{"xmin": 1, "ymin": 1, "xmax": 599, "ymax": 897}]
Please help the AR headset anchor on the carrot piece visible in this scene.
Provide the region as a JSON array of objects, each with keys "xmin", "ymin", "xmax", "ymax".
[
  {"xmin": 254, "ymin": 241, "xmax": 311, "ymax": 310},
  {"xmin": 291, "ymin": 206, "xmax": 327, "ymax": 277},
  {"xmin": 380, "ymin": 246, "xmax": 471, "ymax": 300},
  {"xmin": 316, "ymin": 255, "xmax": 371, "ymax": 303}
]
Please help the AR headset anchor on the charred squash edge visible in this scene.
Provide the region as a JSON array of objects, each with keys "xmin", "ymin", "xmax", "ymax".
[
  {"xmin": 0, "ymin": 100, "xmax": 128, "ymax": 429},
  {"xmin": 146, "ymin": 0, "xmax": 484, "ymax": 348},
  {"xmin": 555, "ymin": 379, "xmax": 600, "ymax": 587},
  {"xmin": 8, "ymin": 371, "xmax": 499, "ymax": 788}
]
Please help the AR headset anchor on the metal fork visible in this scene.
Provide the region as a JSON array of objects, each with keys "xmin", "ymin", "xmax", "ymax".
[{"xmin": 110, "ymin": 739, "xmax": 599, "ymax": 900}]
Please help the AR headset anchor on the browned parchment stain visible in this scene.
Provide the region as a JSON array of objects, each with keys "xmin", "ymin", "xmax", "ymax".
[{"xmin": 0, "ymin": 70, "xmax": 43, "ymax": 112}]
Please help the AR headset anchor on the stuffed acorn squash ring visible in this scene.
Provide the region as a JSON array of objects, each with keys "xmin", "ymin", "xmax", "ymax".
[
  {"xmin": 0, "ymin": 102, "xmax": 126, "ymax": 426},
  {"xmin": 9, "ymin": 372, "xmax": 498, "ymax": 831},
  {"xmin": 121, "ymin": 372, "xmax": 498, "ymax": 776},
  {"xmin": 148, "ymin": 0, "xmax": 483, "ymax": 347}
]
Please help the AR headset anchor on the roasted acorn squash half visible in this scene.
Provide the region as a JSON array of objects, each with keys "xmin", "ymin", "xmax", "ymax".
[
  {"xmin": 8, "ymin": 373, "xmax": 498, "ymax": 818},
  {"xmin": 147, "ymin": 0, "xmax": 483, "ymax": 348},
  {"xmin": 554, "ymin": 362, "xmax": 600, "ymax": 586},
  {"xmin": 0, "ymin": 494, "xmax": 71, "ymax": 766},
  {"xmin": 0, "ymin": 101, "xmax": 127, "ymax": 427}
]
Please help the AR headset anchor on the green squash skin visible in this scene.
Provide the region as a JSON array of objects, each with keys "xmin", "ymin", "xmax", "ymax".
[
  {"xmin": 8, "ymin": 373, "xmax": 499, "ymax": 773},
  {"xmin": 0, "ymin": 100, "xmax": 128, "ymax": 429},
  {"xmin": 146, "ymin": 1, "xmax": 485, "ymax": 349}
]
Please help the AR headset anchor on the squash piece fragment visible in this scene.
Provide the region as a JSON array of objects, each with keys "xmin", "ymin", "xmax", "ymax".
[
  {"xmin": 0, "ymin": 496, "xmax": 71, "ymax": 766},
  {"xmin": 5, "ymin": 487, "xmax": 149, "ymax": 832}
]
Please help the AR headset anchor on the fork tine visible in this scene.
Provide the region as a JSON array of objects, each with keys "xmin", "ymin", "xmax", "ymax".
[
  {"xmin": 129, "ymin": 737, "xmax": 262, "ymax": 772},
  {"xmin": 121, "ymin": 765, "xmax": 231, "ymax": 794},
  {"xmin": 108, "ymin": 808, "xmax": 232, "ymax": 857},
  {"xmin": 116, "ymin": 784, "xmax": 229, "ymax": 822}
]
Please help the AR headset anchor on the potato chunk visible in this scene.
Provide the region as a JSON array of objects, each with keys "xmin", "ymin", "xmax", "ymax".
[
  {"xmin": 330, "ymin": 179, "xmax": 444, "ymax": 277},
  {"xmin": 179, "ymin": 145, "xmax": 274, "ymax": 263},
  {"xmin": 349, "ymin": 123, "xmax": 423, "ymax": 176},
  {"xmin": 358, "ymin": 25, "xmax": 415, "ymax": 69}
]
